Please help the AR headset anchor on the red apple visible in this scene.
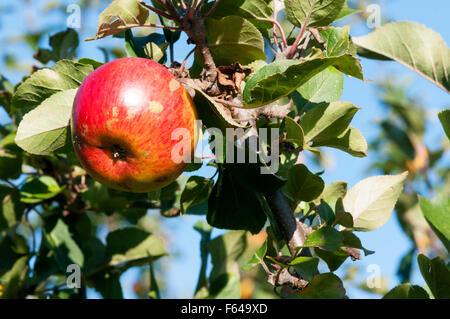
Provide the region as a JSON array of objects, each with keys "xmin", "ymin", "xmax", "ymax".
[{"xmin": 71, "ymin": 57, "xmax": 197, "ymax": 193}]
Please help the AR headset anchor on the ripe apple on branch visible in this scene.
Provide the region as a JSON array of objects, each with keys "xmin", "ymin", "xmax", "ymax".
[{"xmin": 71, "ymin": 57, "xmax": 198, "ymax": 193}]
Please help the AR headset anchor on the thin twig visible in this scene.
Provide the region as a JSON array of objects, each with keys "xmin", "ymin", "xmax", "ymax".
[
  {"xmin": 260, "ymin": 260, "xmax": 272, "ymax": 276},
  {"xmin": 140, "ymin": 1, "xmax": 174, "ymax": 20},
  {"xmin": 211, "ymin": 97, "xmax": 248, "ymax": 109},
  {"xmin": 299, "ymin": 32, "xmax": 311, "ymax": 59},
  {"xmin": 205, "ymin": 0, "xmax": 221, "ymax": 18},
  {"xmin": 159, "ymin": 0, "xmax": 182, "ymax": 23},
  {"xmin": 287, "ymin": 10, "xmax": 312, "ymax": 58},
  {"xmin": 179, "ymin": 0, "xmax": 187, "ymax": 10},
  {"xmin": 256, "ymin": 18, "xmax": 287, "ymax": 48},
  {"xmin": 179, "ymin": 47, "xmax": 196, "ymax": 74},
  {"xmin": 272, "ymin": 1, "xmax": 279, "ymax": 51}
]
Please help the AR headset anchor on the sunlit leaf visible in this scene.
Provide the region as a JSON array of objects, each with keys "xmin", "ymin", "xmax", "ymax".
[
  {"xmin": 354, "ymin": 22, "xmax": 450, "ymax": 93},
  {"xmin": 202, "ymin": 16, "xmax": 266, "ymax": 66},
  {"xmin": 20, "ymin": 176, "xmax": 65, "ymax": 204},
  {"xmin": 383, "ymin": 283, "xmax": 429, "ymax": 299},
  {"xmin": 15, "ymin": 89, "xmax": 77, "ymax": 155},
  {"xmin": 297, "ymin": 273, "xmax": 346, "ymax": 299},
  {"xmin": 417, "ymin": 254, "xmax": 450, "ymax": 299},
  {"xmin": 419, "ymin": 195, "xmax": 450, "ymax": 252},
  {"xmin": 86, "ymin": 0, "xmax": 151, "ymax": 41},
  {"xmin": 11, "ymin": 60, "xmax": 92, "ymax": 111},
  {"xmin": 343, "ymin": 172, "xmax": 408, "ymax": 231},
  {"xmin": 285, "ymin": 0, "xmax": 346, "ymax": 27}
]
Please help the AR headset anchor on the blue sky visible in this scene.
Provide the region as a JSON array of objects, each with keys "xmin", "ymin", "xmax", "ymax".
[{"xmin": 0, "ymin": 0, "xmax": 448, "ymax": 298}]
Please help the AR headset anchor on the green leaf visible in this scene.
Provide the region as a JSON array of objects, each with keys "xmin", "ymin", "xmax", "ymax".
[
  {"xmin": 417, "ymin": 254, "xmax": 450, "ymax": 299},
  {"xmin": 283, "ymin": 164, "xmax": 325, "ymax": 204},
  {"xmin": 383, "ymin": 284, "xmax": 430, "ymax": 299},
  {"xmin": 318, "ymin": 26, "xmax": 363, "ymax": 79},
  {"xmin": 320, "ymin": 181, "xmax": 347, "ymax": 210},
  {"xmin": 20, "ymin": 176, "xmax": 65, "ymax": 204},
  {"xmin": 299, "ymin": 101, "xmax": 359, "ymax": 144},
  {"xmin": 90, "ymin": 271, "xmax": 123, "ymax": 299},
  {"xmin": 242, "ymin": 240, "xmax": 267, "ymax": 271},
  {"xmin": 0, "ymin": 75, "xmax": 14, "ymax": 112},
  {"xmin": 381, "ymin": 121, "xmax": 415, "ymax": 159},
  {"xmin": 314, "ymin": 248, "xmax": 349, "ymax": 272},
  {"xmin": 243, "ymin": 56, "xmax": 351, "ymax": 107},
  {"xmin": 35, "ymin": 29, "xmax": 79, "ymax": 63},
  {"xmin": 86, "ymin": 0, "xmax": 151, "ymax": 41},
  {"xmin": 335, "ymin": 0, "xmax": 360, "ymax": 21},
  {"xmin": 208, "ymin": 231, "xmax": 246, "ymax": 278},
  {"xmin": 341, "ymin": 231, "xmax": 374, "ymax": 256},
  {"xmin": 11, "ymin": 60, "xmax": 92, "ymax": 111},
  {"xmin": 334, "ymin": 211, "xmax": 353, "ymax": 228},
  {"xmin": 312, "ymin": 126, "xmax": 368, "ymax": 157},
  {"xmin": 45, "ymin": 218, "xmax": 84, "ymax": 270},
  {"xmin": 0, "ymin": 186, "xmax": 24, "ymax": 231},
  {"xmin": 124, "ymin": 30, "xmax": 168, "ymax": 63},
  {"xmin": 438, "ymin": 109, "xmax": 450, "ymax": 140},
  {"xmin": 284, "ymin": 116, "xmax": 304, "ymax": 147},
  {"xmin": 209, "ymin": 273, "xmax": 241, "ymax": 299},
  {"xmin": 207, "ymin": 165, "xmax": 267, "ymax": 234},
  {"xmin": 295, "ymin": 66, "xmax": 344, "ymax": 114},
  {"xmin": 82, "ymin": 181, "xmax": 129, "ymax": 215},
  {"xmin": 148, "ymin": 262, "xmax": 160, "ymax": 299},
  {"xmin": 353, "ymin": 22, "xmax": 450, "ymax": 93},
  {"xmin": 0, "ymin": 256, "xmax": 28, "ymax": 298},
  {"xmin": 297, "ymin": 273, "xmax": 346, "ymax": 299},
  {"xmin": 289, "ymin": 256, "xmax": 319, "ymax": 282},
  {"xmin": 419, "ymin": 195, "xmax": 450, "ymax": 252},
  {"xmin": 317, "ymin": 200, "xmax": 335, "ymax": 225},
  {"xmin": 78, "ymin": 58, "xmax": 104, "ymax": 69},
  {"xmin": 0, "ymin": 232, "xmax": 28, "ymax": 271},
  {"xmin": 202, "ymin": 16, "xmax": 266, "ymax": 66},
  {"xmin": 106, "ymin": 227, "xmax": 167, "ymax": 267},
  {"xmin": 397, "ymin": 248, "xmax": 415, "ymax": 284},
  {"xmin": 180, "ymin": 176, "xmax": 214, "ymax": 214},
  {"xmin": 144, "ymin": 41, "xmax": 168, "ymax": 63},
  {"xmin": 160, "ymin": 175, "xmax": 190, "ymax": 216},
  {"xmin": 285, "ymin": 0, "xmax": 346, "ymax": 27},
  {"xmin": 208, "ymin": 230, "xmax": 246, "ymax": 298},
  {"xmin": 342, "ymin": 172, "xmax": 408, "ymax": 231},
  {"xmin": 301, "ymin": 226, "xmax": 343, "ymax": 251},
  {"xmin": 205, "ymin": 0, "xmax": 273, "ymax": 31},
  {"xmin": 0, "ymin": 147, "xmax": 22, "ymax": 180},
  {"xmin": 321, "ymin": 26, "xmax": 353, "ymax": 56},
  {"xmin": 15, "ymin": 89, "xmax": 77, "ymax": 155}
]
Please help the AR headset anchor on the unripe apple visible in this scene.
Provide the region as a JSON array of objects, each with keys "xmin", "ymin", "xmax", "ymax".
[{"xmin": 71, "ymin": 57, "xmax": 197, "ymax": 193}]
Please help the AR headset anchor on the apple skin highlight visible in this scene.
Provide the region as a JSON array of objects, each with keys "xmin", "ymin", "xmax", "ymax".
[{"xmin": 71, "ymin": 57, "xmax": 197, "ymax": 193}]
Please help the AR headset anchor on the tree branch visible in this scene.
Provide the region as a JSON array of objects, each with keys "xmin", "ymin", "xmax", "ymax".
[
  {"xmin": 264, "ymin": 190, "xmax": 310, "ymax": 257},
  {"xmin": 182, "ymin": 15, "xmax": 218, "ymax": 94}
]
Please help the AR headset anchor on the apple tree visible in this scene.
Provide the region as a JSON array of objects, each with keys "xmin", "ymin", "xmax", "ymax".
[{"xmin": 0, "ymin": 0, "xmax": 449, "ymax": 299}]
